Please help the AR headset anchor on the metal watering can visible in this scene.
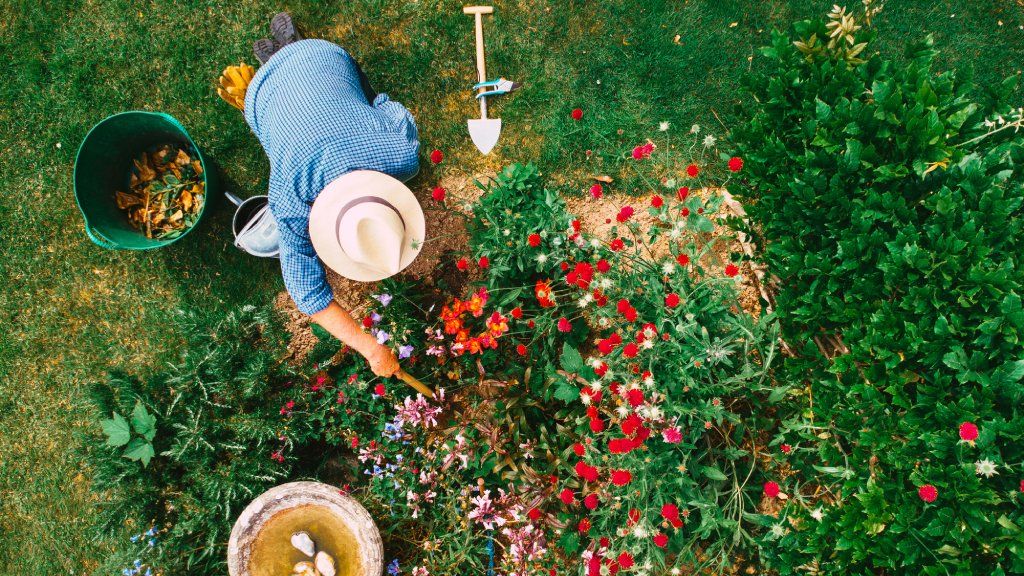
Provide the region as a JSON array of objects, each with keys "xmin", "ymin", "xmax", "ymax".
[{"xmin": 225, "ymin": 192, "xmax": 280, "ymax": 258}]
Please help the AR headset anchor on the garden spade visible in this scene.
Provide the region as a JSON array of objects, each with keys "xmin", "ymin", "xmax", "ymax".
[{"xmin": 465, "ymin": 5, "xmax": 501, "ymax": 154}]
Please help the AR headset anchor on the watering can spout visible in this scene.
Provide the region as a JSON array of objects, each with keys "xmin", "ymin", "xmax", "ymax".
[{"xmin": 225, "ymin": 191, "xmax": 243, "ymax": 207}]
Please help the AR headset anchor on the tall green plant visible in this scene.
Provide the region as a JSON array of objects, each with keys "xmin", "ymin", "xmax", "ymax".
[{"xmin": 732, "ymin": 6, "xmax": 1024, "ymax": 575}]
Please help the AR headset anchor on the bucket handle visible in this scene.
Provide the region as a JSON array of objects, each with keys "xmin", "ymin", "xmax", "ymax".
[{"xmin": 84, "ymin": 222, "xmax": 119, "ymax": 249}]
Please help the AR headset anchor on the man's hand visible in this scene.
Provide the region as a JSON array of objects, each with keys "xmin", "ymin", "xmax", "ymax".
[
  {"xmin": 365, "ymin": 343, "xmax": 400, "ymax": 377},
  {"xmin": 311, "ymin": 302, "xmax": 400, "ymax": 377}
]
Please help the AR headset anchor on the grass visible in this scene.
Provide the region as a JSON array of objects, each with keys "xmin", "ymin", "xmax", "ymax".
[{"xmin": 1, "ymin": 0, "xmax": 1022, "ymax": 572}]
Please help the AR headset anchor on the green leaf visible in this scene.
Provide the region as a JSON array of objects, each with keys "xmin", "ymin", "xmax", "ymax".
[
  {"xmin": 703, "ymin": 466, "xmax": 728, "ymax": 481},
  {"xmin": 553, "ymin": 379, "xmax": 579, "ymax": 403},
  {"xmin": 123, "ymin": 438, "xmax": 155, "ymax": 467},
  {"xmin": 100, "ymin": 412, "xmax": 131, "ymax": 447},
  {"xmin": 131, "ymin": 400, "xmax": 157, "ymax": 442},
  {"xmin": 559, "ymin": 344, "xmax": 585, "ymax": 374}
]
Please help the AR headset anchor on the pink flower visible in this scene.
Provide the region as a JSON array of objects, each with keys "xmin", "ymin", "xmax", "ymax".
[
  {"xmin": 662, "ymin": 427, "xmax": 682, "ymax": 443},
  {"xmin": 959, "ymin": 421, "xmax": 979, "ymax": 442},
  {"xmin": 589, "ymin": 183, "xmax": 603, "ymax": 199},
  {"xmin": 763, "ymin": 481, "xmax": 780, "ymax": 498},
  {"xmin": 918, "ymin": 484, "xmax": 938, "ymax": 503}
]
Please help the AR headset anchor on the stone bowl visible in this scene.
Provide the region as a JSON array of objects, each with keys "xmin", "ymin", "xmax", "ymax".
[{"xmin": 227, "ymin": 481, "xmax": 383, "ymax": 576}]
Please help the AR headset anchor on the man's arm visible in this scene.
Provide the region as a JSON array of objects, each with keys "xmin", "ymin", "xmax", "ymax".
[{"xmin": 311, "ymin": 301, "xmax": 399, "ymax": 377}]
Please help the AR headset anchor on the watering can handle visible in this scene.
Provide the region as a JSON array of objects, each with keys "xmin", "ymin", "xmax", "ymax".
[
  {"xmin": 84, "ymin": 222, "xmax": 118, "ymax": 249},
  {"xmin": 395, "ymin": 369, "xmax": 436, "ymax": 398}
]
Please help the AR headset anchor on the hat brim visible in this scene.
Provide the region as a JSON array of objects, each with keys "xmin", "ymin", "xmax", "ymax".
[{"xmin": 309, "ymin": 171, "xmax": 425, "ymax": 282}]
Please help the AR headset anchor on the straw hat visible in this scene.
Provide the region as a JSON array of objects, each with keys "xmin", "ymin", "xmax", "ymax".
[{"xmin": 309, "ymin": 171, "xmax": 425, "ymax": 282}]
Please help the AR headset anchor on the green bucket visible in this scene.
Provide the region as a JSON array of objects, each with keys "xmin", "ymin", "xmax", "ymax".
[{"xmin": 74, "ymin": 111, "xmax": 218, "ymax": 250}]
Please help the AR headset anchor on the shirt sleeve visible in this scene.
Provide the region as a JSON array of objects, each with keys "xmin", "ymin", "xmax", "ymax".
[
  {"xmin": 274, "ymin": 203, "xmax": 335, "ymax": 316},
  {"xmin": 373, "ymin": 93, "xmax": 419, "ymax": 146}
]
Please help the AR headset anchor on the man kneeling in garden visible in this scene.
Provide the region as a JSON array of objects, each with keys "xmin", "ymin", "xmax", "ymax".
[{"xmin": 244, "ymin": 14, "xmax": 423, "ymax": 377}]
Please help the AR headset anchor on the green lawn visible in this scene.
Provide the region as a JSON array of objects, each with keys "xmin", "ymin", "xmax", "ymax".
[{"xmin": 1, "ymin": 0, "xmax": 1022, "ymax": 572}]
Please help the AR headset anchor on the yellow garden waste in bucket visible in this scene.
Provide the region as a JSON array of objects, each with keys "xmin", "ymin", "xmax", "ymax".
[{"xmin": 74, "ymin": 111, "xmax": 218, "ymax": 249}]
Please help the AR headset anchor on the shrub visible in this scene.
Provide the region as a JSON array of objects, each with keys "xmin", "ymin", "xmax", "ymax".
[{"xmin": 731, "ymin": 5, "xmax": 1024, "ymax": 574}]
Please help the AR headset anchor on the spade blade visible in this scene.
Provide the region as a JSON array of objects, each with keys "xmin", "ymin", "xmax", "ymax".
[{"xmin": 468, "ymin": 118, "xmax": 502, "ymax": 155}]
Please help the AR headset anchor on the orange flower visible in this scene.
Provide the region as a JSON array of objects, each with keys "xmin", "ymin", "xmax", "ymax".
[
  {"xmin": 535, "ymin": 280, "xmax": 556, "ymax": 308},
  {"xmin": 486, "ymin": 312, "xmax": 509, "ymax": 337},
  {"xmin": 467, "ymin": 338, "xmax": 483, "ymax": 354},
  {"xmin": 444, "ymin": 317, "xmax": 463, "ymax": 335}
]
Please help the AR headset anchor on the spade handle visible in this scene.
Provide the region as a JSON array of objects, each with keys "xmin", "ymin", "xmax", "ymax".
[
  {"xmin": 395, "ymin": 369, "xmax": 436, "ymax": 398},
  {"xmin": 464, "ymin": 6, "xmax": 493, "ymax": 119}
]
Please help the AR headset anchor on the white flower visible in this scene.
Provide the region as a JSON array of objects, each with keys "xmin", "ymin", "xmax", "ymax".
[
  {"xmin": 769, "ymin": 524, "xmax": 787, "ymax": 538},
  {"xmin": 580, "ymin": 394, "xmax": 592, "ymax": 406},
  {"xmin": 536, "ymin": 253, "xmax": 548, "ymax": 264},
  {"xmin": 810, "ymin": 507, "xmax": 824, "ymax": 521},
  {"xmin": 643, "ymin": 339, "xmax": 655, "ymax": 350},
  {"xmin": 502, "ymin": 228, "xmax": 510, "ymax": 236},
  {"xmin": 590, "ymin": 238, "xmax": 602, "ymax": 248},
  {"xmin": 703, "ymin": 134, "xmax": 717, "ymax": 148},
  {"xmin": 590, "ymin": 380, "xmax": 603, "ymax": 392},
  {"xmin": 975, "ymin": 458, "xmax": 999, "ymax": 478},
  {"xmin": 598, "ymin": 317, "xmax": 610, "ymax": 327},
  {"xmin": 659, "ymin": 121, "xmax": 671, "ymax": 132},
  {"xmin": 643, "ymin": 374, "xmax": 654, "ymax": 387},
  {"xmin": 616, "ymin": 405, "xmax": 630, "ymax": 417},
  {"xmin": 690, "ymin": 124, "xmax": 701, "ymax": 134},
  {"xmin": 599, "ymin": 277, "xmax": 613, "ymax": 289},
  {"xmin": 671, "ymin": 569, "xmax": 681, "ymax": 576},
  {"xmin": 669, "ymin": 228, "xmax": 682, "ymax": 239},
  {"xmin": 631, "ymin": 525, "xmax": 648, "ymax": 538},
  {"xmin": 552, "ymin": 236, "xmax": 563, "ymax": 246},
  {"xmin": 578, "ymin": 293, "xmax": 594, "ymax": 308}
]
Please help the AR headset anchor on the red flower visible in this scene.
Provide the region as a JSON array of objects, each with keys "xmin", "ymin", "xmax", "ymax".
[
  {"xmin": 575, "ymin": 461, "xmax": 600, "ymax": 482},
  {"xmin": 1020, "ymin": 480, "xmax": 1024, "ymax": 493},
  {"xmin": 516, "ymin": 344, "xmax": 527, "ymax": 356},
  {"xmin": 597, "ymin": 259, "xmax": 610, "ymax": 273},
  {"xmin": 676, "ymin": 253, "xmax": 690, "ymax": 266},
  {"xmin": 763, "ymin": 481, "xmax": 780, "ymax": 498},
  {"xmin": 653, "ymin": 533, "xmax": 669, "ymax": 548},
  {"xmin": 681, "ymin": 207, "xmax": 690, "ymax": 217},
  {"xmin": 622, "ymin": 343, "xmax": 639, "ymax": 358},
  {"xmin": 590, "ymin": 183, "xmax": 603, "ymax": 199},
  {"xmin": 959, "ymin": 421, "xmax": 979, "ymax": 442},
  {"xmin": 616, "ymin": 299, "xmax": 631, "ymax": 314},
  {"xmin": 725, "ymin": 263, "xmax": 740, "ymax": 277},
  {"xmin": 686, "ymin": 164, "xmax": 699, "ymax": 177},
  {"xmin": 573, "ymin": 442, "xmax": 586, "ymax": 457},
  {"xmin": 362, "ymin": 316, "xmax": 374, "ymax": 328},
  {"xmin": 511, "ymin": 306, "xmax": 523, "ymax": 319},
  {"xmin": 677, "ymin": 186, "xmax": 689, "ymax": 200},
  {"xmin": 374, "ymin": 383, "xmax": 386, "ymax": 396},
  {"xmin": 728, "ymin": 156, "xmax": 744, "ymax": 172},
  {"xmin": 599, "ymin": 537, "xmax": 610, "ymax": 549},
  {"xmin": 583, "ymin": 493, "xmax": 599, "ymax": 510},
  {"xmin": 661, "ymin": 503, "xmax": 680, "ymax": 521},
  {"xmin": 578, "ymin": 518, "xmax": 592, "ymax": 533},
  {"xmin": 430, "ymin": 149, "xmax": 444, "ymax": 164},
  {"xmin": 620, "ymin": 414, "xmax": 642, "ymax": 436},
  {"xmin": 589, "ymin": 417, "xmax": 605, "ymax": 433},
  {"xmin": 632, "ymin": 142, "xmax": 655, "ymax": 160},
  {"xmin": 608, "ymin": 437, "xmax": 637, "ymax": 454},
  {"xmin": 571, "ymin": 108, "xmax": 584, "ymax": 121},
  {"xmin": 610, "ymin": 238, "xmax": 625, "ymax": 251},
  {"xmin": 456, "ymin": 257, "xmax": 469, "ymax": 271},
  {"xmin": 535, "ymin": 280, "xmax": 556, "ymax": 308},
  {"xmin": 594, "ymin": 362, "xmax": 607, "ymax": 377},
  {"xmin": 528, "ymin": 233, "xmax": 542, "ymax": 247},
  {"xmin": 528, "ymin": 507, "xmax": 542, "ymax": 521},
  {"xmin": 478, "ymin": 256, "xmax": 490, "ymax": 269},
  {"xmin": 616, "ymin": 206, "xmax": 635, "ymax": 223},
  {"xmin": 617, "ymin": 552, "xmax": 634, "ymax": 569},
  {"xmin": 780, "ymin": 443, "xmax": 792, "ymax": 454},
  {"xmin": 559, "ymin": 488, "xmax": 575, "ymax": 505},
  {"xmin": 918, "ymin": 484, "xmax": 938, "ymax": 503},
  {"xmin": 557, "ymin": 317, "xmax": 573, "ymax": 332},
  {"xmin": 611, "ymin": 469, "xmax": 632, "ymax": 486},
  {"xmin": 665, "ymin": 293, "xmax": 680, "ymax": 308},
  {"xmin": 651, "ymin": 195, "xmax": 664, "ymax": 208},
  {"xmin": 626, "ymin": 389, "xmax": 644, "ymax": 407},
  {"xmin": 431, "ymin": 186, "xmax": 446, "ymax": 202}
]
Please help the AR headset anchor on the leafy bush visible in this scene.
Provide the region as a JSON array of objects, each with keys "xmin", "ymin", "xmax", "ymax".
[{"xmin": 731, "ymin": 6, "xmax": 1024, "ymax": 574}]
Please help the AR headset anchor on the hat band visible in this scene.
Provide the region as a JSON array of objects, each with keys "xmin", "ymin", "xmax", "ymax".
[{"xmin": 334, "ymin": 196, "xmax": 407, "ymax": 259}]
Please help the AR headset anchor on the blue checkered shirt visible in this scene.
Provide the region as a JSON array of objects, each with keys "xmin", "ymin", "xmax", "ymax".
[{"xmin": 244, "ymin": 40, "xmax": 420, "ymax": 315}]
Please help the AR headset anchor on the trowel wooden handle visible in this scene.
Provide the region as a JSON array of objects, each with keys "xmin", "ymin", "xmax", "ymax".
[{"xmin": 395, "ymin": 369, "xmax": 436, "ymax": 398}]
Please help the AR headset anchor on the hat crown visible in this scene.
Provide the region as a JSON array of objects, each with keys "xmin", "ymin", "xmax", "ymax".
[{"xmin": 337, "ymin": 201, "xmax": 405, "ymax": 276}]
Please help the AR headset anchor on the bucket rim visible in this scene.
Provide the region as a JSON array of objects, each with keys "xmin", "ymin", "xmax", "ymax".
[{"xmin": 74, "ymin": 110, "xmax": 212, "ymax": 250}]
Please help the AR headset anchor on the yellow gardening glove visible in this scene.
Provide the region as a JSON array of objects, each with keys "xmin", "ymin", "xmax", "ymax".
[{"xmin": 217, "ymin": 62, "xmax": 255, "ymax": 111}]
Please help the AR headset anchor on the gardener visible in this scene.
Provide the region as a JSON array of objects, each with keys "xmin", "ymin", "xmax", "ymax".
[{"xmin": 242, "ymin": 14, "xmax": 424, "ymax": 377}]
